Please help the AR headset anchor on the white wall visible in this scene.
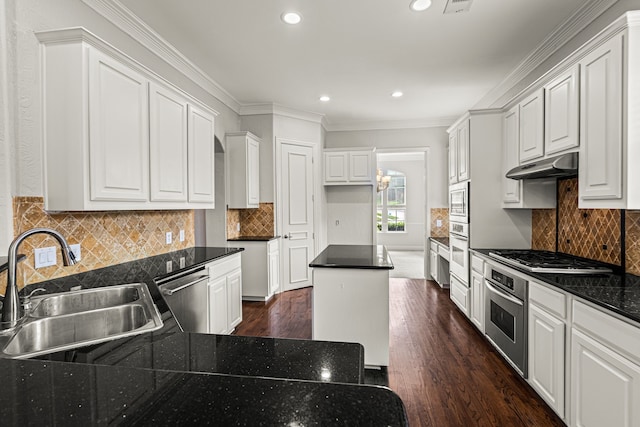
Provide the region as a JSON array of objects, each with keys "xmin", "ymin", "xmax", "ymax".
[
  {"xmin": 326, "ymin": 186, "xmax": 374, "ymax": 245},
  {"xmin": 376, "ymin": 154, "xmax": 425, "ymax": 250}
]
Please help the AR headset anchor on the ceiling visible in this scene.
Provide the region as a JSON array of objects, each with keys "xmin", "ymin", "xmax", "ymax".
[{"xmin": 118, "ymin": 0, "xmax": 598, "ymax": 129}]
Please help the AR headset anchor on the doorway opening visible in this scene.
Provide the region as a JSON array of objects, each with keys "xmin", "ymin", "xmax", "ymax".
[{"xmin": 376, "ymin": 151, "xmax": 427, "ymax": 279}]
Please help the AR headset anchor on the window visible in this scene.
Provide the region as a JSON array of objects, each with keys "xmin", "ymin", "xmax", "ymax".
[{"xmin": 377, "ymin": 170, "xmax": 406, "ymax": 232}]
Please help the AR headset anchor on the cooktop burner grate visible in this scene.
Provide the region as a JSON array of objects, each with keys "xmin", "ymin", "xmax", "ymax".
[{"xmin": 488, "ymin": 250, "xmax": 612, "ymax": 274}]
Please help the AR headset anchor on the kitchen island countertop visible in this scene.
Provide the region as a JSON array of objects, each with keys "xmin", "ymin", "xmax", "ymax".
[{"xmin": 310, "ymin": 244, "xmax": 394, "ymax": 269}]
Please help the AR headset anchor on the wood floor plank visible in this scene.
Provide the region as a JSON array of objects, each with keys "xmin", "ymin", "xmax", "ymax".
[{"xmin": 233, "ymin": 278, "xmax": 565, "ymax": 426}]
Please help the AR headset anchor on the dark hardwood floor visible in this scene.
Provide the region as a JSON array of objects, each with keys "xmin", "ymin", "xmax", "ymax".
[{"xmin": 233, "ymin": 279, "xmax": 565, "ymax": 427}]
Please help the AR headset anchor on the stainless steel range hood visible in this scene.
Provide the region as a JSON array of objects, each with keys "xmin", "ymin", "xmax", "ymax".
[{"xmin": 506, "ymin": 152, "xmax": 578, "ymax": 180}]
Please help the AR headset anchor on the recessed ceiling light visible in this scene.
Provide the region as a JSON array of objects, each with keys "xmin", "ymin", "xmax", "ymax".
[
  {"xmin": 319, "ymin": 95, "xmax": 330, "ymax": 102},
  {"xmin": 410, "ymin": 0, "xmax": 432, "ymax": 11},
  {"xmin": 391, "ymin": 91, "xmax": 403, "ymax": 98},
  {"xmin": 281, "ymin": 12, "xmax": 302, "ymax": 25}
]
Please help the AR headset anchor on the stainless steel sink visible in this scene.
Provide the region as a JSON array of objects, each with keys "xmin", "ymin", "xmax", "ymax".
[
  {"xmin": 0, "ymin": 283, "xmax": 163, "ymax": 359},
  {"xmin": 30, "ymin": 286, "xmax": 140, "ymax": 317}
]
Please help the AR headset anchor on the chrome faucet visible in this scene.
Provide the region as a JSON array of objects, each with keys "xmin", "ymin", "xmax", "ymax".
[{"xmin": 2, "ymin": 228, "xmax": 77, "ymax": 329}]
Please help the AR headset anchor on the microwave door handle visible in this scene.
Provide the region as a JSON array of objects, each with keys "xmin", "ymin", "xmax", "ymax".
[{"xmin": 485, "ymin": 281, "xmax": 524, "ymax": 307}]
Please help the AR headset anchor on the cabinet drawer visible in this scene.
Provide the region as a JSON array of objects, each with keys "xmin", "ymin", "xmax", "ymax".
[
  {"xmin": 267, "ymin": 239, "xmax": 279, "ymax": 254},
  {"xmin": 529, "ymin": 280, "xmax": 566, "ymax": 319},
  {"xmin": 430, "ymin": 241, "xmax": 438, "ymax": 252},
  {"xmin": 471, "ymin": 255, "xmax": 484, "ymax": 274},
  {"xmin": 208, "ymin": 253, "xmax": 242, "ymax": 279},
  {"xmin": 438, "ymin": 246, "xmax": 450, "ymax": 259},
  {"xmin": 450, "ymin": 275, "xmax": 469, "ymax": 316},
  {"xmin": 573, "ymin": 300, "xmax": 640, "ymax": 363}
]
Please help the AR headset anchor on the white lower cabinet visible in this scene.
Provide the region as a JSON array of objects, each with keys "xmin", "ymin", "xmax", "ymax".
[
  {"xmin": 450, "ymin": 274, "xmax": 469, "ymax": 317},
  {"xmin": 570, "ymin": 301, "xmax": 640, "ymax": 427},
  {"xmin": 469, "ymin": 270, "xmax": 484, "ymax": 332},
  {"xmin": 529, "ymin": 304, "xmax": 566, "ymax": 419},
  {"xmin": 429, "ymin": 249, "xmax": 439, "ymax": 283},
  {"xmin": 227, "ymin": 239, "xmax": 280, "ymax": 301},
  {"xmin": 207, "ymin": 253, "xmax": 242, "ymax": 334}
]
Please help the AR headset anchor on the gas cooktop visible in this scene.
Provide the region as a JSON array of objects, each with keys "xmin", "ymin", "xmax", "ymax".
[{"xmin": 488, "ymin": 250, "xmax": 612, "ymax": 274}]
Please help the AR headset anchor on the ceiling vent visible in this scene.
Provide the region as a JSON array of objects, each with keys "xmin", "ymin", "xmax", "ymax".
[{"xmin": 443, "ymin": 0, "xmax": 473, "ymax": 14}]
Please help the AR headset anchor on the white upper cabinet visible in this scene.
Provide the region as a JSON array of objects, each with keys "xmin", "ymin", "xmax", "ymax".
[
  {"xmin": 519, "ymin": 88, "xmax": 545, "ymax": 163},
  {"xmin": 544, "ymin": 66, "xmax": 579, "ymax": 156},
  {"xmin": 88, "ymin": 48, "xmax": 150, "ymax": 203},
  {"xmin": 502, "ymin": 105, "xmax": 521, "ymax": 204},
  {"xmin": 149, "ymin": 82, "xmax": 188, "ymax": 202},
  {"xmin": 448, "ymin": 132, "xmax": 458, "ymax": 184},
  {"xmin": 37, "ymin": 27, "xmax": 218, "ymax": 211},
  {"xmin": 323, "ymin": 149, "xmax": 375, "ymax": 185},
  {"xmin": 448, "ymin": 118, "xmax": 469, "ymax": 184},
  {"xmin": 578, "ymin": 33, "xmax": 624, "ymax": 208},
  {"xmin": 187, "ymin": 105, "xmax": 216, "ymax": 204},
  {"xmin": 227, "ymin": 131, "xmax": 261, "ymax": 209}
]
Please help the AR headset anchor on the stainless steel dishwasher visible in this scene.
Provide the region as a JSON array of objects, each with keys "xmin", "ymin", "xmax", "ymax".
[{"xmin": 156, "ymin": 266, "xmax": 210, "ymax": 333}]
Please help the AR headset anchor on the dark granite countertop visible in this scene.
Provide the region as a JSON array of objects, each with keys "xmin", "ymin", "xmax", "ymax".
[
  {"xmin": 227, "ymin": 235, "xmax": 280, "ymax": 242},
  {"xmin": 310, "ymin": 245, "xmax": 394, "ymax": 269},
  {"xmin": 0, "ymin": 358, "xmax": 407, "ymax": 426},
  {"xmin": 471, "ymin": 249, "xmax": 640, "ymax": 325},
  {"xmin": 3, "ymin": 246, "xmax": 407, "ymax": 424},
  {"xmin": 430, "ymin": 237, "xmax": 450, "ymax": 249}
]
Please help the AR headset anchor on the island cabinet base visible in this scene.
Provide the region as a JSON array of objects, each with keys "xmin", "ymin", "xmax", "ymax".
[{"xmin": 312, "ymin": 268, "xmax": 390, "ymax": 367}]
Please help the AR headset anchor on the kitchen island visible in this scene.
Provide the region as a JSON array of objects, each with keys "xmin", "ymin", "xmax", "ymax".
[
  {"xmin": 310, "ymin": 244, "xmax": 394, "ymax": 367},
  {"xmin": 0, "ymin": 247, "xmax": 408, "ymax": 425}
]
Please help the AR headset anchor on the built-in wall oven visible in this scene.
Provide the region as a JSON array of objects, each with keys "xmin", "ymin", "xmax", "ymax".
[
  {"xmin": 484, "ymin": 259, "xmax": 528, "ymax": 377},
  {"xmin": 449, "ymin": 222, "xmax": 469, "ymax": 283}
]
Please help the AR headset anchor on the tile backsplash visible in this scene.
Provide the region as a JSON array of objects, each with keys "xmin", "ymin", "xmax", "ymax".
[
  {"xmin": 430, "ymin": 208, "xmax": 449, "ymax": 238},
  {"xmin": 531, "ymin": 177, "xmax": 640, "ymax": 274},
  {"xmin": 0, "ymin": 197, "xmax": 195, "ymax": 294},
  {"xmin": 227, "ymin": 203, "xmax": 275, "ymax": 239}
]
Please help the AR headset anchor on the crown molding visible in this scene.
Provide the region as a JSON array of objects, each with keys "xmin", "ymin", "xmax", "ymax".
[
  {"xmin": 239, "ymin": 103, "xmax": 325, "ymax": 124},
  {"xmin": 324, "ymin": 116, "xmax": 457, "ymax": 132},
  {"xmin": 475, "ymin": 0, "xmax": 618, "ymax": 109},
  {"xmin": 82, "ymin": 0, "xmax": 240, "ymax": 112}
]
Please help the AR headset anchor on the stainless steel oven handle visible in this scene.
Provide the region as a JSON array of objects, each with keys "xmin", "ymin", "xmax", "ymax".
[
  {"xmin": 160, "ymin": 275, "xmax": 209, "ymax": 296},
  {"xmin": 485, "ymin": 280, "xmax": 524, "ymax": 307}
]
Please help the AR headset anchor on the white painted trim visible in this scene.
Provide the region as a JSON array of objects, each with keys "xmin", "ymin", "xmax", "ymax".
[
  {"xmin": 326, "ymin": 116, "xmax": 457, "ymax": 132},
  {"xmin": 239, "ymin": 103, "xmax": 324, "ymax": 124},
  {"xmin": 81, "ymin": 0, "xmax": 240, "ymax": 112},
  {"xmin": 475, "ymin": 0, "xmax": 618, "ymax": 109}
]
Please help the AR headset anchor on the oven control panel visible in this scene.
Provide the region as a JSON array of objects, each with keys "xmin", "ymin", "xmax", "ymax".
[{"xmin": 491, "ymin": 270, "xmax": 514, "ymax": 291}]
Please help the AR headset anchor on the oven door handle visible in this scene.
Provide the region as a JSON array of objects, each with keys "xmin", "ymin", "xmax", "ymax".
[{"xmin": 485, "ymin": 280, "xmax": 524, "ymax": 307}]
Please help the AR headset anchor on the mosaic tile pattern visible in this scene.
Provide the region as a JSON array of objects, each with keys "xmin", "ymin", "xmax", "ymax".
[
  {"xmin": 1, "ymin": 197, "xmax": 195, "ymax": 294},
  {"xmin": 531, "ymin": 209, "xmax": 556, "ymax": 251},
  {"xmin": 626, "ymin": 211, "xmax": 640, "ymax": 276},
  {"xmin": 557, "ymin": 179, "xmax": 621, "ymax": 265},
  {"xmin": 430, "ymin": 208, "xmax": 449, "ymax": 238},
  {"xmin": 227, "ymin": 203, "xmax": 275, "ymax": 238}
]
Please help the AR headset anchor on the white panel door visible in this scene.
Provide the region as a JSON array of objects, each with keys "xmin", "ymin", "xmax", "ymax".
[
  {"xmin": 226, "ymin": 269, "xmax": 242, "ymax": 330},
  {"xmin": 579, "ymin": 34, "xmax": 623, "ymax": 203},
  {"xmin": 349, "ymin": 151, "xmax": 372, "ymax": 182},
  {"xmin": 519, "ymin": 88, "xmax": 545, "ymax": 163},
  {"xmin": 503, "ymin": 106, "xmax": 521, "ymax": 204},
  {"xmin": 324, "ymin": 152, "xmax": 348, "ymax": 183},
  {"xmin": 544, "ymin": 66, "xmax": 579, "ymax": 156},
  {"xmin": 448, "ymin": 132, "xmax": 458, "ymax": 184},
  {"xmin": 149, "ymin": 82, "xmax": 188, "ymax": 202},
  {"xmin": 88, "ymin": 49, "xmax": 149, "ymax": 201},
  {"xmin": 571, "ymin": 328, "xmax": 640, "ymax": 427},
  {"xmin": 457, "ymin": 120, "xmax": 470, "ymax": 182},
  {"xmin": 529, "ymin": 304, "xmax": 565, "ymax": 419},
  {"xmin": 470, "ymin": 270, "xmax": 484, "ymax": 332},
  {"xmin": 247, "ymin": 137, "xmax": 260, "ymax": 205},
  {"xmin": 280, "ymin": 142, "xmax": 315, "ymax": 291},
  {"xmin": 188, "ymin": 105, "xmax": 215, "ymax": 204},
  {"xmin": 208, "ymin": 276, "xmax": 228, "ymax": 334}
]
